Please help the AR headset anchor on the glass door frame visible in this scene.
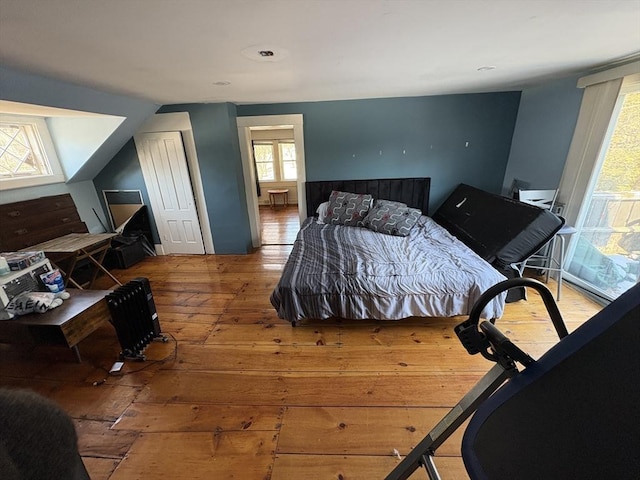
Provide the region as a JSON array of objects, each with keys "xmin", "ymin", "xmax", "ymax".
[{"xmin": 564, "ymin": 87, "xmax": 639, "ymax": 301}]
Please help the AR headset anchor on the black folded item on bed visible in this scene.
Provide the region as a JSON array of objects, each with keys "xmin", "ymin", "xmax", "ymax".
[{"xmin": 433, "ymin": 184, "xmax": 564, "ymax": 301}]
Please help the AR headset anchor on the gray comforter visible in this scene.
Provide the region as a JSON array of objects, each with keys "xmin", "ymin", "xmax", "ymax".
[{"xmin": 271, "ymin": 216, "xmax": 507, "ymax": 323}]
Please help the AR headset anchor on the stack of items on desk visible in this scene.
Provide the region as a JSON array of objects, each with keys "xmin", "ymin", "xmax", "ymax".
[
  {"xmin": 0, "ymin": 251, "xmax": 70, "ymax": 320},
  {"xmin": 1, "ymin": 251, "xmax": 47, "ymax": 272}
]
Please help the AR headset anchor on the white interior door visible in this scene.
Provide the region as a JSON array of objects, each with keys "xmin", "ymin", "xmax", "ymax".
[{"xmin": 134, "ymin": 131, "xmax": 205, "ymax": 254}]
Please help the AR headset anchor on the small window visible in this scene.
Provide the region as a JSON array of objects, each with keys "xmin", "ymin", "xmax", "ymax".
[
  {"xmin": 0, "ymin": 115, "xmax": 65, "ymax": 190},
  {"xmin": 279, "ymin": 142, "xmax": 297, "ymax": 180},
  {"xmin": 252, "ymin": 139, "xmax": 298, "ymax": 182},
  {"xmin": 253, "ymin": 142, "xmax": 276, "ymax": 181}
]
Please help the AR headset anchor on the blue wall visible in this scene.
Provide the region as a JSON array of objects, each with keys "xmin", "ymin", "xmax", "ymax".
[
  {"xmin": 159, "ymin": 103, "xmax": 252, "ymax": 254},
  {"xmin": 96, "ymin": 103, "xmax": 253, "ymax": 254},
  {"xmin": 238, "ymin": 92, "xmax": 521, "ymax": 210},
  {"xmin": 0, "ymin": 64, "xmax": 591, "ymax": 256},
  {"xmin": 92, "ymin": 139, "xmax": 159, "ymax": 239},
  {"xmin": 95, "ymin": 92, "xmax": 521, "ymax": 253},
  {"xmin": 502, "ymin": 76, "xmax": 584, "ymax": 194}
]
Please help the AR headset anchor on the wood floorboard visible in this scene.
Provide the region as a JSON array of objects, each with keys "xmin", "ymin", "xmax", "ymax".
[
  {"xmin": 271, "ymin": 454, "xmax": 469, "ymax": 480},
  {"xmin": 135, "ymin": 370, "xmax": 485, "ymax": 407},
  {"xmin": 112, "ymin": 403, "xmax": 285, "ymax": 433},
  {"xmin": 81, "ymin": 458, "xmax": 120, "ymax": 480},
  {"xmin": 172, "ymin": 344, "xmax": 492, "ymax": 373},
  {"xmin": 0, "ymin": 207, "xmax": 604, "ymax": 479},
  {"xmin": 204, "ymin": 322, "xmax": 343, "ymax": 346},
  {"xmin": 277, "ymin": 406, "xmax": 465, "ymax": 456},
  {"xmin": 108, "ymin": 431, "xmax": 276, "ymax": 480}
]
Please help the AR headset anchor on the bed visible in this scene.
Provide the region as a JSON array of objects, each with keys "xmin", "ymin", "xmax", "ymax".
[{"xmin": 270, "ymin": 178, "xmax": 563, "ymax": 325}]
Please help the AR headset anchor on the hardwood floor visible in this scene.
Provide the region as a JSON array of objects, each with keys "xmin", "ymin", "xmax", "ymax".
[
  {"xmin": 259, "ymin": 204, "xmax": 300, "ymax": 245},
  {"xmin": 0, "ymin": 211, "xmax": 603, "ymax": 479}
]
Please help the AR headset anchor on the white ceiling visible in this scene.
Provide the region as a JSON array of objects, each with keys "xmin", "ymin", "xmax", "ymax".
[{"xmin": 1, "ymin": 0, "xmax": 639, "ymax": 106}]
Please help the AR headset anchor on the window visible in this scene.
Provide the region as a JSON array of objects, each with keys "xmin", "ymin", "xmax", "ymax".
[
  {"xmin": 559, "ymin": 64, "xmax": 640, "ymax": 302},
  {"xmin": 253, "ymin": 142, "xmax": 275, "ymax": 181},
  {"xmin": 0, "ymin": 115, "xmax": 65, "ymax": 190},
  {"xmin": 253, "ymin": 139, "xmax": 297, "ymax": 182},
  {"xmin": 566, "ymin": 89, "xmax": 639, "ymax": 300},
  {"xmin": 279, "ymin": 142, "xmax": 297, "ymax": 180}
]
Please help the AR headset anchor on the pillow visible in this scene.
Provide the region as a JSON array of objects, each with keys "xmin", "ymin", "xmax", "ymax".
[
  {"xmin": 373, "ymin": 199, "xmax": 407, "ymax": 209},
  {"xmin": 363, "ymin": 199, "xmax": 422, "ymax": 236},
  {"xmin": 325, "ymin": 190, "xmax": 373, "ymax": 227},
  {"xmin": 316, "ymin": 201, "xmax": 330, "ymax": 224}
]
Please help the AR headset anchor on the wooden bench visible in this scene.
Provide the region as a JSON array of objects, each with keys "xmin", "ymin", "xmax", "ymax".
[{"xmin": 0, "ymin": 193, "xmax": 89, "ymax": 252}]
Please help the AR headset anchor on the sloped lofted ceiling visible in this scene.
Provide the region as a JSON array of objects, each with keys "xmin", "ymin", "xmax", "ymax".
[{"xmin": 0, "ymin": 0, "xmax": 638, "ymax": 182}]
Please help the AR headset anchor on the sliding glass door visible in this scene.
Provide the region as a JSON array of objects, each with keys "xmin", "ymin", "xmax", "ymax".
[{"xmin": 566, "ymin": 90, "xmax": 639, "ymax": 301}]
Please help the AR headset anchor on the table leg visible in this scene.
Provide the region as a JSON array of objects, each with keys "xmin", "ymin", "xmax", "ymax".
[
  {"xmin": 64, "ymin": 253, "xmax": 80, "ymax": 288},
  {"xmin": 83, "ymin": 247, "xmax": 123, "ymax": 287},
  {"xmin": 72, "ymin": 345, "xmax": 82, "ymax": 363}
]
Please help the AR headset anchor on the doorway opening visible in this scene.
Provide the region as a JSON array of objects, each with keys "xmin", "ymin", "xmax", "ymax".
[
  {"xmin": 251, "ymin": 126, "xmax": 299, "ymax": 245},
  {"xmin": 237, "ymin": 114, "xmax": 306, "ymax": 247}
]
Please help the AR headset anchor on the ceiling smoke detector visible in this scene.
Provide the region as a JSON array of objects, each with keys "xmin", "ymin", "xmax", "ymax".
[{"xmin": 241, "ymin": 45, "xmax": 289, "ymax": 62}]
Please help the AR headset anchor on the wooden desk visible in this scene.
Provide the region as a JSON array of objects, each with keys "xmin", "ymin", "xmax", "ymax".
[
  {"xmin": 0, "ymin": 289, "xmax": 112, "ymax": 362},
  {"xmin": 23, "ymin": 233, "xmax": 122, "ymax": 289}
]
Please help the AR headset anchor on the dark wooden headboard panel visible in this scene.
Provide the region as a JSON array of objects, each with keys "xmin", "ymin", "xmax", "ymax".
[
  {"xmin": 0, "ymin": 194, "xmax": 88, "ymax": 251},
  {"xmin": 305, "ymin": 177, "xmax": 430, "ymax": 217}
]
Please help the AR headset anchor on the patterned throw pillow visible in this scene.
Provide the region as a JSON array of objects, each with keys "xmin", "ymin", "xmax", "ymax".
[
  {"xmin": 363, "ymin": 199, "xmax": 422, "ymax": 236},
  {"xmin": 325, "ymin": 190, "xmax": 373, "ymax": 227}
]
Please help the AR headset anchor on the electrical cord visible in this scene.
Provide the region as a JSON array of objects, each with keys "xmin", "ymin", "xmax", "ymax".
[{"xmin": 91, "ymin": 332, "xmax": 178, "ymax": 384}]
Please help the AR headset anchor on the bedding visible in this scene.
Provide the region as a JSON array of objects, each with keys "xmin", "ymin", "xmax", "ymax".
[
  {"xmin": 270, "ymin": 215, "xmax": 507, "ymax": 324},
  {"xmin": 271, "ymin": 178, "xmax": 562, "ymax": 324}
]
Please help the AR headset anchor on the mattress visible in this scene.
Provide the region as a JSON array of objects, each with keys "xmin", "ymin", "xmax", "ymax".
[{"xmin": 270, "ymin": 216, "xmax": 507, "ymax": 323}]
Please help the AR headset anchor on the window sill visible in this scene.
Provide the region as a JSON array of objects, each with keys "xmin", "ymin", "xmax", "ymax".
[{"xmin": 0, "ymin": 174, "xmax": 66, "ymax": 191}]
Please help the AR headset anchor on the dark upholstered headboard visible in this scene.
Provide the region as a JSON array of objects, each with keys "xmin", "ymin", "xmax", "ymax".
[{"xmin": 305, "ymin": 177, "xmax": 430, "ymax": 217}]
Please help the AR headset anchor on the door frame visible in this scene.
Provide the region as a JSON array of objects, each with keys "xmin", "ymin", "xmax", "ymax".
[
  {"xmin": 237, "ymin": 114, "xmax": 306, "ymax": 248},
  {"xmin": 136, "ymin": 112, "xmax": 215, "ymax": 254}
]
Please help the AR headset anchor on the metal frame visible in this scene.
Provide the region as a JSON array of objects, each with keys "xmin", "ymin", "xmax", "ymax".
[{"xmin": 385, "ymin": 278, "xmax": 568, "ymax": 480}]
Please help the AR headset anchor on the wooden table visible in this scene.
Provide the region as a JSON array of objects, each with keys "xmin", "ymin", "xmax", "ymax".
[
  {"xmin": 268, "ymin": 189, "xmax": 289, "ymax": 208},
  {"xmin": 23, "ymin": 233, "xmax": 122, "ymax": 289},
  {"xmin": 0, "ymin": 289, "xmax": 112, "ymax": 362}
]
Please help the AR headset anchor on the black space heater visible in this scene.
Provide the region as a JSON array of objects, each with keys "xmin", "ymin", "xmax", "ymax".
[{"xmin": 106, "ymin": 277, "xmax": 167, "ymax": 360}]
